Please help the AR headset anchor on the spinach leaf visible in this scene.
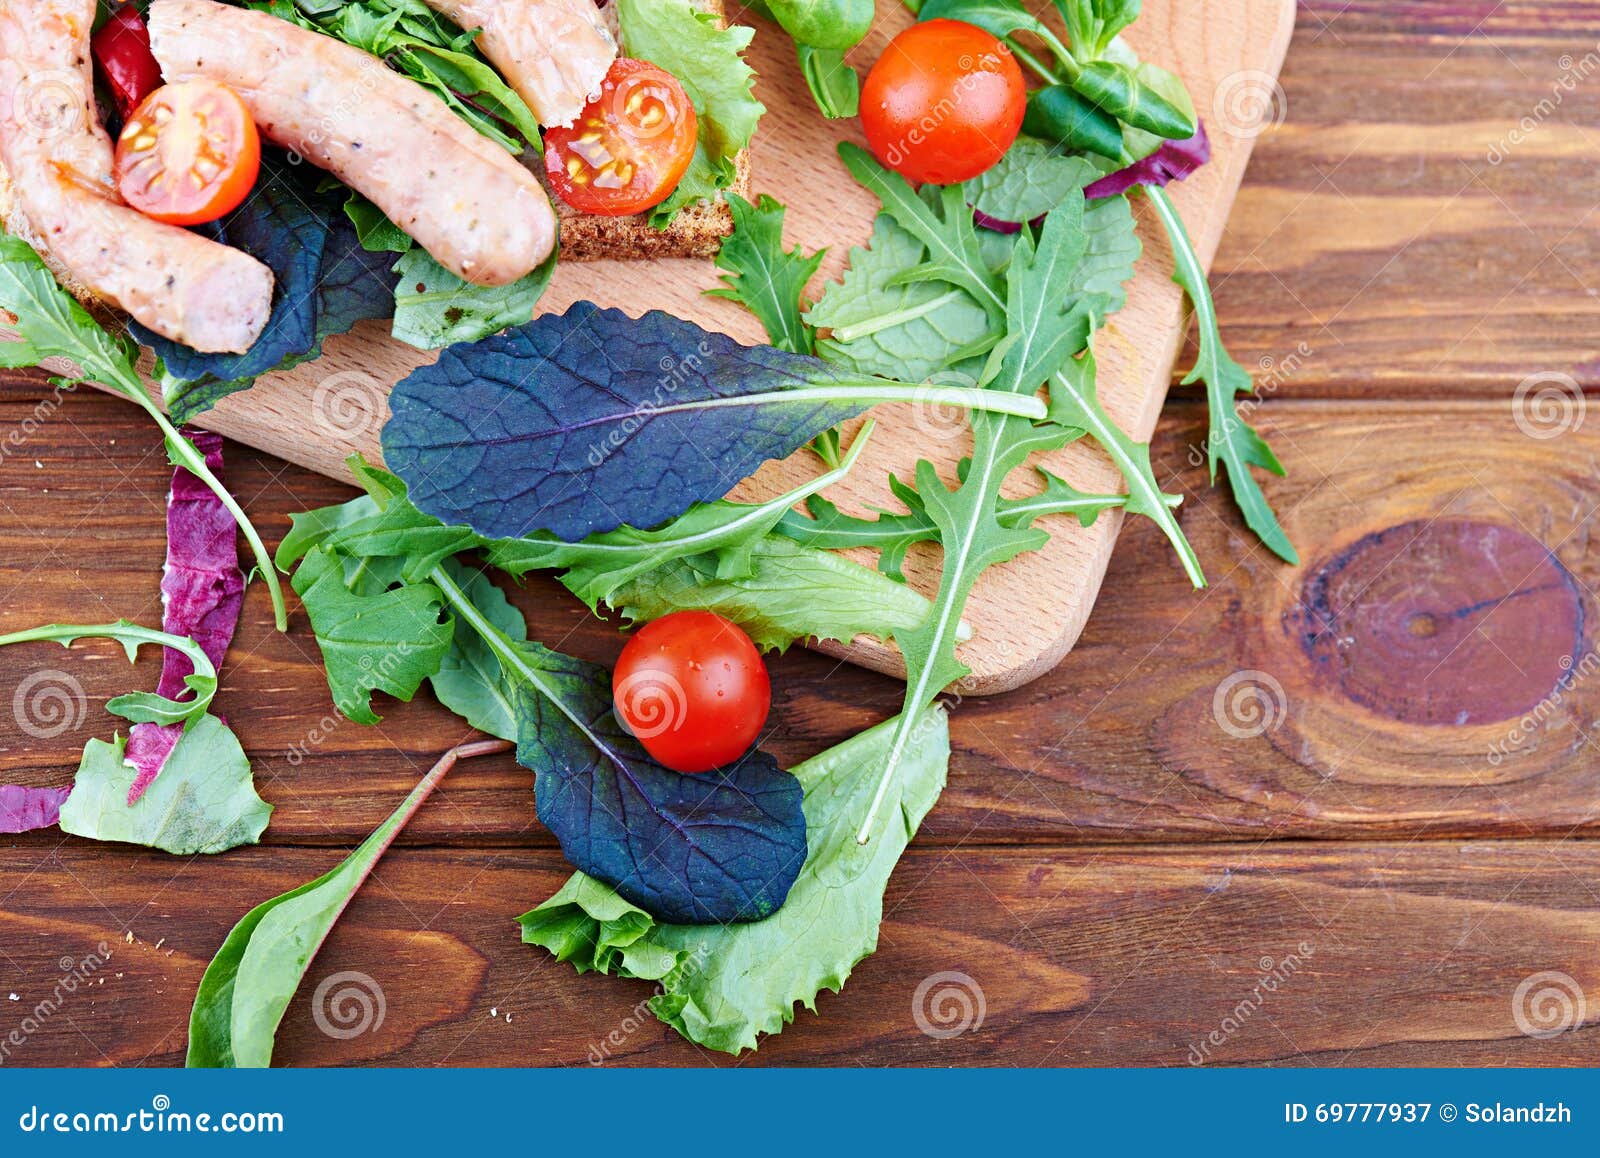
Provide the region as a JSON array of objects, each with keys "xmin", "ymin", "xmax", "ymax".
[
  {"xmin": 763, "ymin": 0, "xmax": 874, "ymax": 51},
  {"xmin": 607, "ymin": 534, "xmax": 948, "ymax": 653},
  {"xmin": 797, "ymin": 45, "xmax": 860, "ymax": 119},
  {"xmin": 381, "ymin": 302, "xmax": 1046, "ymax": 542},
  {"xmin": 429, "ymin": 568, "xmax": 808, "ymax": 925},
  {"xmin": 187, "ymin": 740, "xmax": 510, "ymax": 1068},
  {"xmin": 390, "ymin": 245, "xmax": 557, "ymax": 351},
  {"xmin": 616, "ymin": 0, "xmax": 764, "ymax": 227},
  {"xmin": 290, "ymin": 546, "xmax": 455, "ymax": 725},
  {"xmin": 59, "ymin": 715, "xmax": 269, "ymax": 856},
  {"xmin": 708, "ymin": 194, "xmax": 823, "ymax": 356},
  {"xmin": 521, "ymin": 706, "xmax": 949, "ymax": 1055},
  {"xmin": 0, "ymin": 238, "xmax": 288, "ymax": 628},
  {"xmin": 1147, "ymin": 187, "xmax": 1296, "ymax": 564},
  {"xmin": 965, "ymin": 136, "xmax": 1101, "ymax": 225}
]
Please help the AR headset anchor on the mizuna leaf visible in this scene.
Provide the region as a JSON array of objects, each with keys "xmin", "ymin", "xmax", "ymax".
[
  {"xmin": 187, "ymin": 740, "xmax": 510, "ymax": 1068},
  {"xmin": 58, "ymin": 715, "xmax": 269, "ymax": 856},
  {"xmin": 520, "ymin": 706, "xmax": 950, "ymax": 1055},
  {"xmin": 708, "ymin": 194, "xmax": 824, "ymax": 355},
  {"xmin": 290, "ymin": 546, "xmax": 455, "ymax": 725},
  {"xmin": 382, "ymin": 302, "xmax": 1043, "ymax": 543}
]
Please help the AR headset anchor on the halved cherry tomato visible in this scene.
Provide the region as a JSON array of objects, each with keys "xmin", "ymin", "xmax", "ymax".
[
  {"xmin": 92, "ymin": 6, "xmax": 164, "ymax": 124},
  {"xmin": 861, "ymin": 19, "xmax": 1027, "ymax": 185},
  {"xmin": 545, "ymin": 58, "xmax": 698, "ymax": 217},
  {"xmin": 612, "ymin": 611, "xmax": 771, "ymax": 774},
  {"xmin": 114, "ymin": 81, "xmax": 261, "ymax": 227}
]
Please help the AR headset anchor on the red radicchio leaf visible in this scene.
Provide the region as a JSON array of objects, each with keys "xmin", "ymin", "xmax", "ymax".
[
  {"xmin": 125, "ymin": 429, "xmax": 245, "ymax": 805},
  {"xmin": 1084, "ymin": 120, "xmax": 1212, "ymax": 200},
  {"xmin": 0, "ymin": 784, "xmax": 72, "ymax": 833}
]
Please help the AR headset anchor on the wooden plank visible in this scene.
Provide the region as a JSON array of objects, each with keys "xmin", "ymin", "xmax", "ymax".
[
  {"xmin": 141, "ymin": 0, "xmax": 1296, "ymax": 695},
  {"xmin": 1, "ymin": 386, "xmax": 1597, "ymax": 846},
  {"xmin": 2, "ymin": 842, "xmax": 1597, "ymax": 1067}
]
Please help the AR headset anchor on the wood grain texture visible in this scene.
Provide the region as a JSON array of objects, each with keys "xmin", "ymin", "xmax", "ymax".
[
  {"xmin": 141, "ymin": 0, "xmax": 1297, "ymax": 695},
  {"xmin": 2, "ymin": 843, "xmax": 1598, "ymax": 1067}
]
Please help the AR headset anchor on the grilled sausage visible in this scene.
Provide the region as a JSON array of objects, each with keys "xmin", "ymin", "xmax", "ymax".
[
  {"xmin": 422, "ymin": 0, "xmax": 617, "ymax": 128},
  {"xmin": 148, "ymin": 0, "xmax": 557, "ymax": 287},
  {"xmin": 0, "ymin": 0, "xmax": 274, "ymax": 353}
]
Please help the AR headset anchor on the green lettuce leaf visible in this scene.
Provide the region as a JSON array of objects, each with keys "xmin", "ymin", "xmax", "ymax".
[
  {"xmin": 520, "ymin": 706, "xmax": 950, "ymax": 1054},
  {"xmin": 390, "ymin": 246, "xmax": 557, "ymax": 351},
  {"xmin": 617, "ymin": 0, "xmax": 764, "ymax": 228},
  {"xmin": 59, "ymin": 715, "xmax": 269, "ymax": 856}
]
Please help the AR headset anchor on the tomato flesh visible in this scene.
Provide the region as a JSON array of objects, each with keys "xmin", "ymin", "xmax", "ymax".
[
  {"xmin": 545, "ymin": 58, "xmax": 698, "ymax": 216},
  {"xmin": 613, "ymin": 611, "xmax": 771, "ymax": 774},
  {"xmin": 861, "ymin": 19, "xmax": 1027, "ymax": 185},
  {"xmin": 115, "ymin": 81, "xmax": 261, "ymax": 227},
  {"xmin": 92, "ymin": 6, "xmax": 163, "ymax": 124}
]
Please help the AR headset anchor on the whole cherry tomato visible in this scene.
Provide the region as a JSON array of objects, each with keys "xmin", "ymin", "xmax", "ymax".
[
  {"xmin": 612, "ymin": 611, "xmax": 771, "ymax": 774},
  {"xmin": 860, "ymin": 19, "xmax": 1027, "ymax": 185}
]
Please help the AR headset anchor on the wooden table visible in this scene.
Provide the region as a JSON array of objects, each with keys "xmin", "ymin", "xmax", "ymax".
[{"xmin": 4, "ymin": 1, "xmax": 1600, "ymax": 1066}]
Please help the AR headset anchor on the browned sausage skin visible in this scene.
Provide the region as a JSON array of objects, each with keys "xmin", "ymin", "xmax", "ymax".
[
  {"xmin": 0, "ymin": 0, "xmax": 274, "ymax": 354},
  {"xmin": 422, "ymin": 0, "xmax": 618, "ymax": 128},
  {"xmin": 149, "ymin": 0, "xmax": 558, "ymax": 288}
]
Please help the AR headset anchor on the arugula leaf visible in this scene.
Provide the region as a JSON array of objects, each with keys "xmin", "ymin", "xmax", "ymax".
[
  {"xmin": 1146, "ymin": 188, "xmax": 1297, "ymax": 564},
  {"xmin": 617, "ymin": 0, "xmax": 764, "ymax": 227},
  {"xmin": 0, "ymin": 237, "xmax": 288, "ymax": 628},
  {"xmin": 390, "ymin": 245, "xmax": 557, "ymax": 351},
  {"xmin": 290, "ymin": 546, "xmax": 455, "ymax": 725},
  {"xmin": 381, "ymin": 302, "xmax": 1046, "ymax": 542},
  {"xmin": 59, "ymin": 715, "xmax": 269, "ymax": 856},
  {"xmin": 809, "ymin": 213, "xmax": 994, "ymax": 384},
  {"xmin": 187, "ymin": 740, "xmax": 510, "ymax": 1068},
  {"xmin": 608, "ymin": 534, "xmax": 947, "ymax": 653},
  {"xmin": 708, "ymin": 194, "xmax": 823, "ymax": 356},
  {"xmin": 521, "ymin": 706, "xmax": 950, "ymax": 1055},
  {"xmin": 965, "ymin": 136, "xmax": 1101, "ymax": 225}
]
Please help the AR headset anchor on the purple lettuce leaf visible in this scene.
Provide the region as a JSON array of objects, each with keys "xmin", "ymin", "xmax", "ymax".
[
  {"xmin": 125, "ymin": 430, "xmax": 245, "ymax": 804},
  {"xmin": 0, "ymin": 784, "xmax": 72, "ymax": 833},
  {"xmin": 1085, "ymin": 120, "xmax": 1212, "ymax": 200}
]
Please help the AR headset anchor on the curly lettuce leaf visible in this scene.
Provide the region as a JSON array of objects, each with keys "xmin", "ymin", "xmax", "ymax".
[{"xmin": 520, "ymin": 706, "xmax": 950, "ymax": 1055}]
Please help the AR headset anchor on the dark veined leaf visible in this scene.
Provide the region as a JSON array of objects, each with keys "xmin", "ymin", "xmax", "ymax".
[
  {"xmin": 511, "ymin": 641, "xmax": 807, "ymax": 925},
  {"xmin": 382, "ymin": 303, "xmax": 881, "ymax": 542}
]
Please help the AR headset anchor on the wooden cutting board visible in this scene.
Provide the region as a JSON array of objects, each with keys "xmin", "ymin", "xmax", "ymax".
[{"xmin": 182, "ymin": 0, "xmax": 1296, "ymax": 695}]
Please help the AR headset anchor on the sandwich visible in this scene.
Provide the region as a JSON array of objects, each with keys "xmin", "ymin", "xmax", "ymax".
[{"xmin": 0, "ymin": 0, "xmax": 759, "ymax": 403}]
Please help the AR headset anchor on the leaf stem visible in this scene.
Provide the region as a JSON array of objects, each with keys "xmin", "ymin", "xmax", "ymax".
[
  {"xmin": 825, "ymin": 289, "xmax": 969, "ymax": 343},
  {"xmin": 0, "ymin": 621, "xmax": 213, "ymax": 682}
]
